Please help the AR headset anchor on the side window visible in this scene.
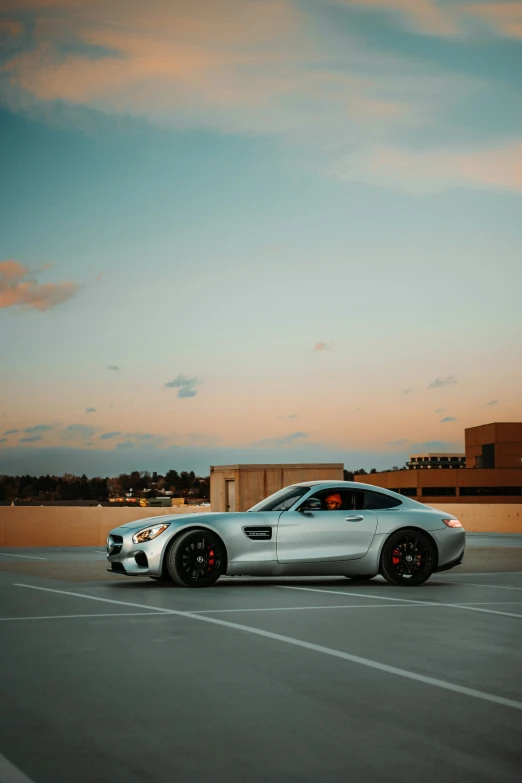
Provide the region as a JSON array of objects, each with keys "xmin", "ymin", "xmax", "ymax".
[
  {"xmin": 307, "ymin": 489, "xmax": 355, "ymax": 511},
  {"xmin": 362, "ymin": 490, "xmax": 402, "ymax": 510}
]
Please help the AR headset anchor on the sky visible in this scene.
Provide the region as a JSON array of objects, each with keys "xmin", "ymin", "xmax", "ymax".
[{"xmin": 0, "ymin": 0, "xmax": 521, "ymax": 477}]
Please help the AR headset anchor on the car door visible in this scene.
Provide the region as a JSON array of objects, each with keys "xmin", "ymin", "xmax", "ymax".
[{"xmin": 276, "ymin": 488, "xmax": 378, "ymax": 563}]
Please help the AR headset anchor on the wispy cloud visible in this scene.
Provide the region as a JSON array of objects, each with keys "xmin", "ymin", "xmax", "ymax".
[
  {"xmin": 337, "ymin": 0, "xmax": 458, "ymax": 36},
  {"xmin": 402, "ymin": 388, "xmax": 413, "ymax": 395},
  {"xmin": 2, "ymin": 1, "xmax": 519, "ymax": 195},
  {"xmin": 435, "ymin": 408, "xmax": 446, "ymax": 414},
  {"xmin": 339, "ymin": 140, "xmax": 522, "ymax": 194},
  {"xmin": 115, "ymin": 441, "xmax": 134, "ymax": 450},
  {"xmin": 165, "ymin": 374, "xmax": 200, "ymax": 398},
  {"xmin": 465, "ymin": 2, "xmax": 522, "ymax": 40},
  {"xmin": 277, "ymin": 414, "xmax": 298, "ymax": 419},
  {"xmin": 3, "ymin": 429, "xmax": 19, "ymax": 435},
  {"xmin": 0, "ymin": 438, "xmax": 8, "ymax": 444},
  {"xmin": 100, "ymin": 431, "xmax": 121, "ymax": 440},
  {"xmin": 441, "ymin": 416, "xmax": 457, "ymax": 423},
  {"xmin": 428, "ymin": 376, "xmax": 458, "ymax": 389},
  {"xmin": 19, "ymin": 435, "xmax": 43, "ymax": 442},
  {"xmin": 0, "ymin": 261, "xmax": 79, "ymax": 312},
  {"xmin": 337, "ymin": 1, "xmax": 522, "ymax": 39},
  {"xmin": 313, "ymin": 342, "xmax": 332, "ymax": 352},
  {"xmin": 387, "ymin": 438, "xmax": 409, "ymax": 447},
  {"xmin": 253, "ymin": 431, "xmax": 309, "ymax": 448},
  {"xmin": 279, "ymin": 432, "xmax": 307, "ymax": 444},
  {"xmin": 482, "ymin": 399, "xmax": 499, "ymax": 407},
  {"xmin": 106, "ymin": 365, "xmax": 120, "ymax": 371},
  {"xmin": 85, "ymin": 407, "xmax": 96, "ymax": 413},
  {"xmin": 24, "ymin": 425, "xmax": 53, "ymax": 433},
  {"xmin": 0, "ymin": 19, "xmax": 23, "ymax": 37},
  {"xmin": 62, "ymin": 424, "xmax": 96, "ymax": 440},
  {"xmin": 411, "ymin": 440, "xmax": 456, "ymax": 450}
]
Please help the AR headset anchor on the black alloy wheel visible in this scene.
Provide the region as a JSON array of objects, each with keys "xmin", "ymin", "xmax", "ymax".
[
  {"xmin": 380, "ymin": 530, "xmax": 436, "ymax": 586},
  {"xmin": 165, "ymin": 529, "xmax": 225, "ymax": 587}
]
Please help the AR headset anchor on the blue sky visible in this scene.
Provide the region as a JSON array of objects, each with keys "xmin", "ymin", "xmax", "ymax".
[{"xmin": 1, "ymin": 0, "xmax": 521, "ymax": 476}]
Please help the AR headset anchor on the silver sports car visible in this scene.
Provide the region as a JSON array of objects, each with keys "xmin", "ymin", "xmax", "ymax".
[{"xmin": 106, "ymin": 481, "xmax": 465, "ymax": 587}]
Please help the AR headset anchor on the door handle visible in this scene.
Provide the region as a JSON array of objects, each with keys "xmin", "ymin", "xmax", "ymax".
[{"xmin": 345, "ymin": 515, "xmax": 363, "ymax": 521}]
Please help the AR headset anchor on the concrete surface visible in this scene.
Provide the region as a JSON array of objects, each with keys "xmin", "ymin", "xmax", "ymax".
[{"xmin": 0, "ymin": 540, "xmax": 521, "ymax": 783}]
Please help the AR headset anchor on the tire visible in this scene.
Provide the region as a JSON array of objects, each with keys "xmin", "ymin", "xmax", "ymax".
[
  {"xmin": 165, "ymin": 529, "xmax": 225, "ymax": 588},
  {"xmin": 344, "ymin": 575, "xmax": 374, "ymax": 581},
  {"xmin": 380, "ymin": 530, "xmax": 436, "ymax": 587}
]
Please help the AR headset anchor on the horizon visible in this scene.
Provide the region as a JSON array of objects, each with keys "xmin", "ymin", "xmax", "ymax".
[{"xmin": 1, "ymin": 0, "xmax": 521, "ymax": 476}]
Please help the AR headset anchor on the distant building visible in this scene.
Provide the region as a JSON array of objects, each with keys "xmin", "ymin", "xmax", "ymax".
[
  {"xmin": 357, "ymin": 422, "xmax": 522, "ymax": 503},
  {"xmin": 407, "ymin": 453, "xmax": 466, "ymax": 470},
  {"xmin": 210, "ymin": 463, "xmax": 344, "ymax": 512},
  {"xmin": 465, "ymin": 422, "xmax": 522, "ymax": 468}
]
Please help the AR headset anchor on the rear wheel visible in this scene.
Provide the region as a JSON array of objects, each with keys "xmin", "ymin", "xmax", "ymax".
[
  {"xmin": 165, "ymin": 529, "xmax": 225, "ymax": 587},
  {"xmin": 380, "ymin": 530, "xmax": 436, "ymax": 586}
]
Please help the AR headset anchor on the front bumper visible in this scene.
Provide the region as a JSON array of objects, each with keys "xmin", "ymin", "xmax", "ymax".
[{"xmin": 106, "ymin": 530, "xmax": 165, "ymax": 577}]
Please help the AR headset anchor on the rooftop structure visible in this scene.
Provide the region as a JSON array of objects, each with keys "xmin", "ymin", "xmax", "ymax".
[{"xmin": 407, "ymin": 453, "xmax": 466, "ymax": 470}]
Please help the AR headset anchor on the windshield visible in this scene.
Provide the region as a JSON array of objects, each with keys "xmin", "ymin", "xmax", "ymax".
[{"xmin": 248, "ymin": 485, "xmax": 310, "ymax": 512}]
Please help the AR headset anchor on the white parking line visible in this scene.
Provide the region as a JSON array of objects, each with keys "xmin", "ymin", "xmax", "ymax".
[
  {"xmin": 13, "ymin": 582, "xmax": 522, "ymax": 712},
  {"xmin": 279, "ymin": 586, "xmax": 522, "ymax": 619},
  {"xmin": 437, "ymin": 572, "xmax": 522, "ymax": 577},
  {"xmin": 0, "ymin": 553, "xmax": 47, "ymax": 560},
  {"xmin": 444, "ymin": 582, "xmax": 522, "ymax": 591},
  {"xmin": 194, "ymin": 600, "xmax": 522, "ymax": 615},
  {"xmin": 2, "ymin": 601, "xmax": 521, "ymax": 622},
  {"xmin": 0, "ymin": 751, "xmax": 36, "ymax": 783},
  {"xmin": 0, "ymin": 612, "xmax": 161, "ymax": 622}
]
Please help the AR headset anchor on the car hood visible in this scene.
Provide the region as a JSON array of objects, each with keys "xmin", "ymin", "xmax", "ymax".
[{"xmin": 118, "ymin": 512, "xmax": 220, "ymax": 531}]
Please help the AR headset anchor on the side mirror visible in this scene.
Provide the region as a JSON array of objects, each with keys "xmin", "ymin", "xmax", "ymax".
[{"xmin": 299, "ymin": 497, "xmax": 322, "ymax": 512}]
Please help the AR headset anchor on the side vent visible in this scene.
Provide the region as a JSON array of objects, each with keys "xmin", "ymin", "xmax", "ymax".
[{"xmin": 243, "ymin": 527, "xmax": 272, "ymax": 540}]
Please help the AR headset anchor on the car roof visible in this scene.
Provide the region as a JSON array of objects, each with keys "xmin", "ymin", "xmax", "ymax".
[
  {"xmin": 294, "ymin": 480, "xmax": 387, "ymax": 490},
  {"xmin": 292, "ymin": 480, "xmax": 416, "ymax": 504}
]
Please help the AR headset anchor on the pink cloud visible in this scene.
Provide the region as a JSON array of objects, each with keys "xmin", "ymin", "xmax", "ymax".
[
  {"xmin": 0, "ymin": 0, "xmax": 420, "ymax": 138},
  {"xmin": 465, "ymin": 2, "xmax": 522, "ymax": 39},
  {"xmin": 338, "ymin": 0, "xmax": 522, "ymax": 39},
  {"xmin": 337, "ymin": 139, "xmax": 522, "ymax": 193},
  {"xmin": 313, "ymin": 342, "xmax": 332, "ymax": 352},
  {"xmin": 0, "ymin": 260, "xmax": 79, "ymax": 311},
  {"xmin": 336, "ymin": 0, "xmax": 458, "ymax": 36},
  {"xmin": 0, "ymin": 18, "xmax": 24, "ymax": 36}
]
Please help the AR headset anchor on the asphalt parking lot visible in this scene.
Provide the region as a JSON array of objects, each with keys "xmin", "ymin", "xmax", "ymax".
[{"xmin": 1, "ymin": 536, "xmax": 522, "ymax": 783}]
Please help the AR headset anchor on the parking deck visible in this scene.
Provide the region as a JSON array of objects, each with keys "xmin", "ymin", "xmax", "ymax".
[{"xmin": 1, "ymin": 537, "xmax": 521, "ymax": 783}]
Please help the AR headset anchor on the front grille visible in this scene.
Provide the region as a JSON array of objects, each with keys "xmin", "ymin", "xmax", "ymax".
[{"xmin": 107, "ymin": 534, "xmax": 123, "ymax": 555}]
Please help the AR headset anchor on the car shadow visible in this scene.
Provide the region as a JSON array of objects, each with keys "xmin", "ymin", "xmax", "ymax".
[{"xmin": 105, "ymin": 575, "xmax": 456, "ymax": 591}]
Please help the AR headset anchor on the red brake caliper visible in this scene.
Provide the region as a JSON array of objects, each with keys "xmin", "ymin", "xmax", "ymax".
[
  {"xmin": 207, "ymin": 549, "xmax": 215, "ymax": 571},
  {"xmin": 392, "ymin": 548, "xmax": 400, "ymax": 565}
]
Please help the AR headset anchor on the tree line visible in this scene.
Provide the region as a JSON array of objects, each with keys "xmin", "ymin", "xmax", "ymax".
[
  {"xmin": 0, "ymin": 470, "xmax": 210, "ymax": 503},
  {"xmin": 0, "ymin": 466, "xmax": 405, "ymax": 503}
]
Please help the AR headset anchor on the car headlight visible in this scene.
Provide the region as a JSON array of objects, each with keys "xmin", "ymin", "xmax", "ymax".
[{"xmin": 132, "ymin": 523, "xmax": 170, "ymax": 544}]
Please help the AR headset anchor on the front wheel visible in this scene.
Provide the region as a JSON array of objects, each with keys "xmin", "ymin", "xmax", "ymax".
[
  {"xmin": 380, "ymin": 530, "xmax": 436, "ymax": 586},
  {"xmin": 165, "ymin": 529, "xmax": 225, "ymax": 587}
]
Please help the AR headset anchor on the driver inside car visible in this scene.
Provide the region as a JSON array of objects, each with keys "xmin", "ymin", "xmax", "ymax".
[{"xmin": 324, "ymin": 493, "xmax": 342, "ymax": 510}]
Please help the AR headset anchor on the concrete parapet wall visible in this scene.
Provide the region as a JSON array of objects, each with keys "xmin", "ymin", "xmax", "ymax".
[
  {"xmin": 434, "ymin": 504, "xmax": 522, "ymax": 534},
  {"xmin": 0, "ymin": 506, "xmax": 208, "ymax": 548},
  {"xmin": 0, "ymin": 503, "xmax": 520, "ymax": 547}
]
